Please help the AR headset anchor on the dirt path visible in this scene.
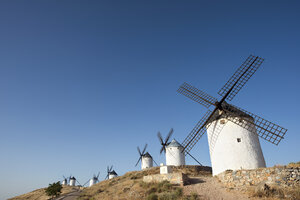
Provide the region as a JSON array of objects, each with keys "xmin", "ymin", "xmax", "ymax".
[
  {"xmin": 183, "ymin": 176, "xmax": 251, "ymax": 200},
  {"xmin": 55, "ymin": 190, "xmax": 81, "ymax": 200}
]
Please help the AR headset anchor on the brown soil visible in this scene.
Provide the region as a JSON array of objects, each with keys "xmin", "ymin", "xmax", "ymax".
[{"xmin": 184, "ymin": 176, "xmax": 252, "ymax": 200}]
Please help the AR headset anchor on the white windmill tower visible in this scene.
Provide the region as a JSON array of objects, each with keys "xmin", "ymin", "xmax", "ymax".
[
  {"xmin": 157, "ymin": 128, "xmax": 185, "ymax": 166},
  {"xmin": 105, "ymin": 166, "xmax": 118, "ymax": 179},
  {"xmin": 177, "ymin": 55, "xmax": 288, "ymax": 176},
  {"xmin": 69, "ymin": 176, "xmax": 76, "ymax": 186},
  {"xmin": 135, "ymin": 144, "xmax": 158, "ymax": 170},
  {"xmin": 166, "ymin": 139, "xmax": 186, "ymax": 166},
  {"xmin": 89, "ymin": 172, "xmax": 100, "ymax": 187},
  {"xmin": 83, "ymin": 172, "xmax": 100, "ymax": 187},
  {"xmin": 61, "ymin": 176, "xmax": 68, "ymax": 186}
]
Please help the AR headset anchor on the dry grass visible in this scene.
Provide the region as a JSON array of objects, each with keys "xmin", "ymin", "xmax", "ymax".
[
  {"xmin": 78, "ymin": 166, "xmax": 211, "ymax": 200},
  {"xmin": 287, "ymin": 161, "xmax": 300, "ymax": 168},
  {"xmin": 8, "ymin": 185, "xmax": 78, "ymax": 200},
  {"xmin": 248, "ymin": 185, "xmax": 300, "ymax": 200}
]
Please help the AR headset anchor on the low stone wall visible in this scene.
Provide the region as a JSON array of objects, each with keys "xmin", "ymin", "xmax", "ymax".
[
  {"xmin": 216, "ymin": 166, "xmax": 300, "ymax": 188},
  {"xmin": 143, "ymin": 172, "xmax": 189, "ymax": 186}
]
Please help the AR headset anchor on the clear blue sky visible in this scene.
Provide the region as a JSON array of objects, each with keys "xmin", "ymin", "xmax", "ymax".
[{"xmin": 0, "ymin": 1, "xmax": 299, "ymax": 199}]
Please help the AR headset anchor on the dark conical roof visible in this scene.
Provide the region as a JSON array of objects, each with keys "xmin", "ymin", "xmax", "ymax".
[
  {"xmin": 208, "ymin": 101, "xmax": 253, "ymax": 123},
  {"xmin": 109, "ymin": 170, "xmax": 118, "ymax": 175},
  {"xmin": 143, "ymin": 152, "xmax": 152, "ymax": 158}
]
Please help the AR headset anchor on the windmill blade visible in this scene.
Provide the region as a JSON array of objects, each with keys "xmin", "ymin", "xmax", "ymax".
[
  {"xmin": 226, "ymin": 104, "xmax": 287, "ymax": 145},
  {"xmin": 135, "ymin": 156, "xmax": 142, "ymax": 167},
  {"xmin": 137, "ymin": 146, "xmax": 142, "ymax": 156},
  {"xmin": 185, "ymin": 151, "xmax": 202, "ymax": 166},
  {"xmin": 141, "ymin": 144, "xmax": 148, "ymax": 155},
  {"xmin": 76, "ymin": 179, "xmax": 81, "ymax": 186},
  {"xmin": 178, "ymin": 82, "xmax": 218, "ymax": 108},
  {"xmin": 105, "ymin": 174, "xmax": 109, "ymax": 180},
  {"xmin": 96, "ymin": 172, "xmax": 100, "ymax": 179},
  {"xmin": 165, "ymin": 128, "xmax": 174, "ymax": 144},
  {"xmin": 157, "ymin": 132, "xmax": 164, "ymax": 144},
  {"xmin": 182, "ymin": 109, "xmax": 214, "ymax": 154},
  {"xmin": 153, "ymin": 159, "xmax": 159, "ymax": 166},
  {"xmin": 83, "ymin": 179, "xmax": 90, "ymax": 187},
  {"xmin": 159, "ymin": 145, "xmax": 165, "ymax": 154},
  {"xmin": 218, "ymin": 55, "xmax": 264, "ymax": 101},
  {"xmin": 109, "ymin": 165, "xmax": 113, "ymax": 172}
]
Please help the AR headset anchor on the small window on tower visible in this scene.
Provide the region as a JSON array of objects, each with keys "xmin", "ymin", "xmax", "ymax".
[
  {"xmin": 220, "ymin": 119, "xmax": 226, "ymax": 124},
  {"xmin": 237, "ymin": 138, "xmax": 241, "ymax": 143}
]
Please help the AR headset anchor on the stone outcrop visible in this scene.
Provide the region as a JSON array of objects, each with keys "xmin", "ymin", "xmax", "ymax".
[
  {"xmin": 143, "ymin": 172, "xmax": 189, "ymax": 186},
  {"xmin": 216, "ymin": 166, "xmax": 300, "ymax": 188}
]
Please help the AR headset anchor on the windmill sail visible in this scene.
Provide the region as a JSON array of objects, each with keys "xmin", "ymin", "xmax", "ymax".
[
  {"xmin": 225, "ymin": 104, "xmax": 287, "ymax": 145},
  {"xmin": 218, "ymin": 55, "xmax": 264, "ymax": 101},
  {"xmin": 181, "ymin": 109, "xmax": 214, "ymax": 154},
  {"xmin": 178, "ymin": 82, "xmax": 218, "ymax": 108},
  {"xmin": 178, "ymin": 55, "xmax": 287, "ymax": 154}
]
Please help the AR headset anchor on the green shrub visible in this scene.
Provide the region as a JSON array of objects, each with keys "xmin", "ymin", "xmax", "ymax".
[
  {"xmin": 45, "ymin": 182, "xmax": 62, "ymax": 199},
  {"xmin": 174, "ymin": 188, "xmax": 183, "ymax": 197},
  {"xmin": 147, "ymin": 186, "xmax": 158, "ymax": 194},
  {"xmin": 147, "ymin": 193, "xmax": 158, "ymax": 200}
]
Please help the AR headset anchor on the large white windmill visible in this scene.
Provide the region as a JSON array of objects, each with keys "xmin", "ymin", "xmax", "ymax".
[{"xmin": 177, "ymin": 55, "xmax": 288, "ymax": 176}]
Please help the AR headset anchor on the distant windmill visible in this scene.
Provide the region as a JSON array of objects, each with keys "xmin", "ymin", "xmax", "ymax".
[
  {"xmin": 157, "ymin": 128, "xmax": 185, "ymax": 166},
  {"xmin": 68, "ymin": 175, "xmax": 81, "ymax": 186},
  {"xmin": 83, "ymin": 172, "xmax": 100, "ymax": 187},
  {"xmin": 61, "ymin": 176, "xmax": 68, "ymax": 186},
  {"xmin": 135, "ymin": 144, "xmax": 158, "ymax": 170},
  {"xmin": 105, "ymin": 166, "xmax": 118, "ymax": 179},
  {"xmin": 89, "ymin": 172, "xmax": 100, "ymax": 186},
  {"xmin": 69, "ymin": 176, "xmax": 76, "ymax": 186},
  {"xmin": 177, "ymin": 55, "xmax": 287, "ymax": 175},
  {"xmin": 157, "ymin": 128, "xmax": 202, "ymax": 166}
]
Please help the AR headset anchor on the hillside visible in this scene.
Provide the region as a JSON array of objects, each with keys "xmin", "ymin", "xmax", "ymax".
[
  {"xmin": 8, "ymin": 185, "xmax": 79, "ymax": 200},
  {"xmin": 9, "ymin": 164, "xmax": 300, "ymax": 200}
]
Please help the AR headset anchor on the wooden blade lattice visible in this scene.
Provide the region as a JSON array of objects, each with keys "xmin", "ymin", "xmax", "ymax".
[
  {"xmin": 218, "ymin": 55, "xmax": 264, "ymax": 101},
  {"xmin": 225, "ymin": 104, "xmax": 287, "ymax": 145},
  {"xmin": 182, "ymin": 110, "xmax": 213, "ymax": 154},
  {"xmin": 178, "ymin": 82, "xmax": 218, "ymax": 108}
]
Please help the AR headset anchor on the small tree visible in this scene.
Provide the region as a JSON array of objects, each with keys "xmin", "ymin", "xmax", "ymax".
[{"xmin": 45, "ymin": 181, "xmax": 62, "ymax": 199}]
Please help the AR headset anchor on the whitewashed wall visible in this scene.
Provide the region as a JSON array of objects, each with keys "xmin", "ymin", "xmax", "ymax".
[{"xmin": 207, "ymin": 117, "xmax": 266, "ymax": 176}]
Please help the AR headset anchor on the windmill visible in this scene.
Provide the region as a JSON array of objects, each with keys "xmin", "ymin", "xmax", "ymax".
[
  {"xmin": 83, "ymin": 172, "xmax": 100, "ymax": 187},
  {"xmin": 68, "ymin": 175, "xmax": 81, "ymax": 186},
  {"xmin": 69, "ymin": 176, "xmax": 76, "ymax": 186},
  {"xmin": 177, "ymin": 55, "xmax": 287, "ymax": 175},
  {"xmin": 105, "ymin": 166, "xmax": 118, "ymax": 179},
  {"xmin": 61, "ymin": 176, "xmax": 68, "ymax": 186},
  {"xmin": 157, "ymin": 128, "xmax": 203, "ymax": 166},
  {"xmin": 157, "ymin": 128, "xmax": 185, "ymax": 166},
  {"xmin": 135, "ymin": 144, "xmax": 158, "ymax": 169}
]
